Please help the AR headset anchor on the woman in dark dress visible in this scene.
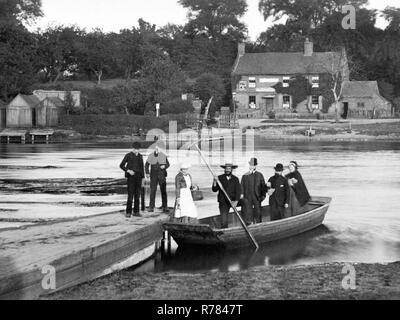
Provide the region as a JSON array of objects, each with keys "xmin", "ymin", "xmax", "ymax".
[{"xmin": 285, "ymin": 161, "xmax": 311, "ymax": 217}]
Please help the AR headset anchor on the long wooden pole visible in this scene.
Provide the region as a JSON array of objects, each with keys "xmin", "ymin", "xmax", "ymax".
[{"xmin": 193, "ymin": 144, "xmax": 259, "ymax": 250}]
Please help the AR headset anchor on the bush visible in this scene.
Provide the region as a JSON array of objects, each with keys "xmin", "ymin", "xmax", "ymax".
[
  {"xmin": 162, "ymin": 98, "xmax": 194, "ymax": 114},
  {"xmin": 58, "ymin": 114, "xmax": 188, "ymax": 136}
]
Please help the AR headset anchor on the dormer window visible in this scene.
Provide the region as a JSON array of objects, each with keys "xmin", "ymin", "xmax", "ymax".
[
  {"xmin": 283, "ymin": 76, "xmax": 290, "ymax": 88},
  {"xmin": 312, "ymin": 76, "xmax": 320, "ymax": 88},
  {"xmin": 248, "ymin": 77, "xmax": 256, "ymax": 88}
]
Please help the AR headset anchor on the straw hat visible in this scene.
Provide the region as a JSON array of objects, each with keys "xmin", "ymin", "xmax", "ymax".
[{"xmin": 180, "ymin": 162, "xmax": 191, "ymax": 169}]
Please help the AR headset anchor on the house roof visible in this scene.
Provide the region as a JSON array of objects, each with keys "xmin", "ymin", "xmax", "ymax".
[
  {"xmin": 233, "ymin": 52, "xmax": 342, "ymax": 75},
  {"xmin": 342, "ymin": 81, "xmax": 380, "ymax": 98}
]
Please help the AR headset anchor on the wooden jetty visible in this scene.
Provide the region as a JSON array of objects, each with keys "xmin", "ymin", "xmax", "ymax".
[
  {"xmin": 0, "ymin": 129, "xmax": 28, "ymax": 144},
  {"xmin": 29, "ymin": 129, "xmax": 54, "ymax": 144},
  {"xmin": 0, "ymin": 211, "xmax": 168, "ymax": 300}
]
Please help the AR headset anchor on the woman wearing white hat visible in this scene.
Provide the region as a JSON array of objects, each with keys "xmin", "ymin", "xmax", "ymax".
[{"xmin": 174, "ymin": 162, "xmax": 198, "ymax": 223}]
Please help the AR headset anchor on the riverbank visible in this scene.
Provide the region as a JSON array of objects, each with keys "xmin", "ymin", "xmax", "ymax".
[
  {"xmin": 50, "ymin": 118, "xmax": 400, "ymax": 143},
  {"xmin": 43, "ymin": 261, "xmax": 400, "ymax": 300}
]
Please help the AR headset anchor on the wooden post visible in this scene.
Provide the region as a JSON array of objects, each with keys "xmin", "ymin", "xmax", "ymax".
[
  {"xmin": 21, "ymin": 135, "xmax": 25, "ymax": 144},
  {"xmin": 46, "ymin": 135, "xmax": 49, "ymax": 144},
  {"xmin": 7, "ymin": 136, "xmax": 10, "ymax": 144},
  {"xmin": 31, "ymin": 135, "xmax": 34, "ymax": 144}
]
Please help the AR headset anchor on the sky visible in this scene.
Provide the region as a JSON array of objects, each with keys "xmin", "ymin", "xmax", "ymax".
[{"xmin": 33, "ymin": 0, "xmax": 400, "ymax": 40}]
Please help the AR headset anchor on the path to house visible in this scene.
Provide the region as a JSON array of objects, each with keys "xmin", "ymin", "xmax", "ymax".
[{"xmin": 0, "ymin": 210, "xmax": 169, "ymax": 300}]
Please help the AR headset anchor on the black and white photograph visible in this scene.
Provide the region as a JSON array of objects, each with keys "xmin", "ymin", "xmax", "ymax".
[{"xmin": 0, "ymin": 0, "xmax": 399, "ymax": 305}]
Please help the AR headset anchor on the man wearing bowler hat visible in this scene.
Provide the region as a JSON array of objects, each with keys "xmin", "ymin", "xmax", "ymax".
[
  {"xmin": 120, "ymin": 142, "xmax": 145, "ymax": 217},
  {"xmin": 212, "ymin": 163, "xmax": 247, "ymax": 228},
  {"xmin": 268, "ymin": 163, "xmax": 290, "ymax": 221},
  {"xmin": 241, "ymin": 158, "xmax": 267, "ymax": 224}
]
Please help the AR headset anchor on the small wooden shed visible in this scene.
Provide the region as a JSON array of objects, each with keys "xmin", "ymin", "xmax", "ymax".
[{"xmin": 6, "ymin": 94, "xmax": 64, "ymax": 128}]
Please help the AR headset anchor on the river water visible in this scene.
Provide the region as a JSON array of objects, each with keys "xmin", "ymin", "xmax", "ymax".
[{"xmin": 0, "ymin": 138, "xmax": 399, "ymax": 271}]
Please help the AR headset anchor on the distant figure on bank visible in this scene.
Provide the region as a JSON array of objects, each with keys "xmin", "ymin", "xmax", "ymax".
[
  {"xmin": 285, "ymin": 161, "xmax": 311, "ymax": 217},
  {"xmin": 145, "ymin": 143, "xmax": 170, "ymax": 213},
  {"xmin": 267, "ymin": 164, "xmax": 290, "ymax": 221},
  {"xmin": 120, "ymin": 142, "xmax": 145, "ymax": 218},
  {"xmin": 174, "ymin": 163, "xmax": 198, "ymax": 223},
  {"xmin": 212, "ymin": 163, "xmax": 246, "ymax": 228},
  {"xmin": 241, "ymin": 158, "xmax": 267, "ymax": 224}
]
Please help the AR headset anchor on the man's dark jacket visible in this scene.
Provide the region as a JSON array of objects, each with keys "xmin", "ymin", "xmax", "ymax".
[
  {"xmin": 120, "ymin": 152, "xmax": 145, "ymax": 178},
  {"xmin": 268, "ymin": 174, "xmax": 290, "ymax": 207},
  {"xmin": 241, "ymin": 171, "xmax": 267, "ymax": 202},
  {"xmin": 212, "ymin": 174, "xmax": 242, "ymax": 206}
]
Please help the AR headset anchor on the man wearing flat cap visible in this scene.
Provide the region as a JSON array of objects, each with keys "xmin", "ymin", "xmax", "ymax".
[
  {"xmin": 212, "ymin": 163, "xmax": 246, "ymax": 228},
  {"xmin": 241, "ymin": 158, "xmax": 267, "ymax": 224},
  {"xmin": 145, "ymin": 141, "xmax": 170, "ymax": 213},
  {"xmin": 120, "ymin": 142, "xmax": 145, "ymax": 217},
  {"xmin": 268, "ymin": 163, "xmax": 290, "ymax": 221}
]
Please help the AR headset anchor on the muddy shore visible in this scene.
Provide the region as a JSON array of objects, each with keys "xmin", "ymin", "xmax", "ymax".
[{"xmin": 44, "ymin": 262, "xmax": 400, "ymax": 300}]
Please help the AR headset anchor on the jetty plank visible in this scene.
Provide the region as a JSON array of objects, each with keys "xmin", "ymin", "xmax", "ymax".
[{"xmin": 0, "ymin": 211, "xmax": 168, "ymax": 299}]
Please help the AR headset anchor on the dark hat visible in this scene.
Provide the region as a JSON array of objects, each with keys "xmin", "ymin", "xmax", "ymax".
[
  {"xmin": 249, "ymin": 158, "xmax": 258, "ymax": 166},
  {"xmin": 274, "ymin": 163, "xmax": 284, "ymax": 172},
  {"xmin": 221, "ymin": 163, "xmax": 238, "ymax": 169},
  {"xmin": 132, "ymin": 141, "xmax": 141, "ymax": 149},
  {"xmin": 289, "ymin": 161, "xmax": 299, "ymax": 169}
]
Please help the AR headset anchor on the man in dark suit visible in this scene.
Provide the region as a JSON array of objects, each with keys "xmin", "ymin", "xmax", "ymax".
[
  {"xmin": 145, "ymin": 142, "xmax": 170, "ymax": 213},
  {"xmin": 120, "ymin": 142, "xmax": 145, "ymax": 218},
  {"xmin": 241, "ymin": 158, "xmax": 267, "ymax": 224},
  {"xmin": 212, "ymin": 163, "xmax": 247, "ymax": 228},
  {"xmin": 268, "ymin": 163, "xmax": 290, "ymax": 221}
]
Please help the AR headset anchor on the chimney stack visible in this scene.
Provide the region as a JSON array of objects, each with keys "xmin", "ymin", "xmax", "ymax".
[
  {"xmin": 304, "ymin": 38, "xmax": 313, "ymax": 56},
  {"xmin": 238, "ymin": 43, "xmax": 245, "ymax": 57}
]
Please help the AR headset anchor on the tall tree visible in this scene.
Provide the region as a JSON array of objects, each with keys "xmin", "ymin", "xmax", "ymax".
[
  {"xmin": 179, "ymin": 0, "xmax": 248, "ymax": 41},
  {"xmin": 0, "ymin": 0, "xmax": 43, "ymax": 24},
  {"xmin": 258, "ymin": 0, "xmax": 368, "ymax": 36},
  {"xmin": 78, "ymin": 29, "xmax": 115, "ymax": 85},
  {"xmin": 37, "ymin": 25, "xmax": 84, "ymax": 83},
  {"xmin": 0, "ymin": 23, "xmax": 39, "ymax": 100}
]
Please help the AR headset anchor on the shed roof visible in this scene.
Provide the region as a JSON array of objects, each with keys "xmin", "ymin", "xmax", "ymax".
[
  {"xmin": 43, "ymin": 96, "xmax": 65, "ymax": 107},
  {"xmin": 341, "ymin": 81, "xmax": 380, "ymax": 98},
  {"xmin": 18, "ymin": 94, "xmax": 41, "ymax": 108},
  {"xmin": 233, "ymin": 52, "xmax": 342, "ymax": 76}
]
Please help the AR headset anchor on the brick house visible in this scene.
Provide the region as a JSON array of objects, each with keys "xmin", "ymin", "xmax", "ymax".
[{"xmin": 231, "ymin": 39, "xmax": 391, "ymax": 119}]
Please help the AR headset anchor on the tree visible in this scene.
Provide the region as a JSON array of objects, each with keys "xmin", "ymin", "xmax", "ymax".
[
  {"xmin": 0, "ymin": 0, "xmax": 43, "ymax": 24},
  {"xmin": 78, "ymin": 29, "xmax": 115, "ymax": 85},
  {"xmin": 179, "ymin": 0, "xmax": 248, "ymax": 41},
  {"xmin": 193, "ymin": 73, "xmax": 226, "ymax": 115},
  {"xmin": 258, "ymin": 0, "xmax": 368, "ymax": 36},
  {"xmin": 37, "ymin": 26, "xmax": 84, "ymax": 83},
  {"xmin": 0, "ymin": 22, "xmax": 39, "ymax": 100}
]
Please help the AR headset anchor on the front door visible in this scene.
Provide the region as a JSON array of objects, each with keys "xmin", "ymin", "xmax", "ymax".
[
  {"xmin": 342, "ymin": 102, "xmax": 349, "ymax": 119},
  {"xmin": 32, "ymin": 108, "xmax": 37, "ymax": 127},
  {"xmin": 0, "ymin": 109, "xmax": 6, "ymax": 128},
  {"xmin": 264, "ymin": 98, "xmax": 274, "ymax": 115}
]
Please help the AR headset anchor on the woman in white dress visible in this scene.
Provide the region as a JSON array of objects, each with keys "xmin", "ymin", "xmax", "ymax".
[{"xmin": 174, "ymin": 163, "xmax": 198, "ymax": 223}]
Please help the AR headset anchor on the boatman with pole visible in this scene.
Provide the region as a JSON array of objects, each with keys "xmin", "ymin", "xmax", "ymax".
[{"xmin": 212, "ymin": 163, "xmax": 249, "ymax": 229}]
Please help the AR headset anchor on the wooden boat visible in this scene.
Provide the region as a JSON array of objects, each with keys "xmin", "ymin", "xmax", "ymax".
[{"xmin": 164, "ymin": 196, "xmax": 331, "ymax": 249}]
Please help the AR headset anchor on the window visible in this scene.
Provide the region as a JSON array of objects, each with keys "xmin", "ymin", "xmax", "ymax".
[
  {"xmin": 239, "ymin": 81, "xmax": 247, "ymax": 91},
  {"xmin": 249, "ymin": 96, "xmax": 256, "ymax": 108},
  {"xmin": 357, "ymin": 102, "xmax": 365, "ymax": 108},
  {"xmin": 248, "ymin": 77, "xmax": 256, "ymax": 88},
  {"xmin": 283, "ymin": 95, "xmax": 291, "ymax": 109},
  {"xmin": 312, "ymin": 76, "xmax": 320, "ymax": 88},
  {"xmin": 283, "ymin": 76, "xmax": 290, "ymax": 88},
  {"xmin": 312, "ymin": 95, "xmax": 320, "ymax": 109}
]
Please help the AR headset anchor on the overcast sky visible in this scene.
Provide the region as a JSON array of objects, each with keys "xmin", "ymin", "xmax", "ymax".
[{"xmin": 33, "ymin": 0, "xmax": 400, "ymax": 40}]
